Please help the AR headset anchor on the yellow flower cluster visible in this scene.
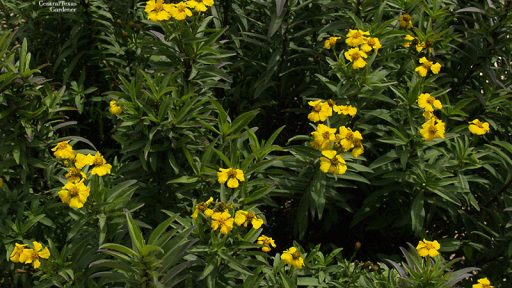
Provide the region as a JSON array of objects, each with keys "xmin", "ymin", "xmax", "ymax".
[
  {"xmin": 306, "ymin": 99, "xmax": 363, "ymax": 175},
  {"xmin": 257, "ymin": 235, "xmax": 276, "ymax": 252},
  {"xmin": 109, "ymin": 100, "xmax": 122, "ymax": 115},
  {"xmin": 417, "ymin": 93, "xmax": 445, "ymax": 141},
  {"xmin": 51, "ymin": 141, "xmax": 112, "ymax": 208},
  {"xmin": 307, "ymin": 99, "xmax": 357, "ymax": 123},
  {"xmin": 324, "ymin": 36, "xmax": 340, "ymax": 49},
  {"xmin": 191, "ymin": 197, "xmax": 264, "ymax": 235},
  {"xmin": 416, "ymin": 239, "xmax": 440, "ymax": 257},
  {"xmin": 343, "ymin": 29, "xmax": 381, "ymax": 69},
  {"xmin": 144, "ymin": 0, "xmax": 214, "ymax": 22},
  {"xmin": 468, "ymin": 119, "xmax": 490, "ymax": 136},
  {"xmin": 473, "ymin": 277, "xmax": 494, "ymax": 288},
  {"xmin": 281, "ymin": 246, "xmax": 304, "ymax": 269},
  {"xmin": 10, "ymin": 241, "xmax": 50, "ymax": 269}
]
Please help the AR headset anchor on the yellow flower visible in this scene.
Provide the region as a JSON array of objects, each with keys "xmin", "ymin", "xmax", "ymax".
[
  {"xmin": 415, "ymin": 57, "xmax": 441, "ymax": 77},
  {"xmin": 234, "ymin": 210, "xmax": 264, "ymax": 229},
  {"xmin": 333, "ymin": 105, "xmax": 357, "ymax": 117},
  {"xmin": 217, "ymin": 168, "xmax": 245, "ymax": 188},
  {"xmin": 75, "ymin": 152, "xmax": 112, "ymax": 176},
  {"xmin": 416, "ymin": 239, "xmax": 440, "ymax": 257},
  {"xmin": 310, "ymin": 124, "xmax": 336, "ymax": 151},
  {"xmin": 307, "ymin": 100, "xmax": 332, "ymax": 122},
  {"xmin": 9, "ymin": 243, "xmax": 27, "ymax": 263},
  {"xmin": 417, "ymin": 93, "xmax": 442, "ymax": 112},
  {"xmin": 399, "ymin": 13, "xmax": 413, "ymax": 29},
  {"xmin": 468, "ymin": 119, "xmax": 490, "ymax": 135},
  {"xmin": 18, "ymin": 241, "xmax": 50, "ymax": 269},
  {"xmin": 345, "ymin": 29, "xmax": 369, "ymax": 47},
  {"xmin": 403, "ymin": 35, "xmax": 415, "ymax": 48},
  {"xmin": 90, "ymin": 152, "xmax": 112, "ymax": 176},
  {"xmin": 65, "ymin": 167, "xmax": 87, "ymax": 183},
  {"xmin": 324, "ymin": 36, "xmax": 340, "ymax": 49},
  {"xmin": 281, "ymin": 247, "xmax": 304, "ymax": 269},
  {"xmin": 416, "ymin": 42, "xmax": 426, "ymax": 53},
  {"xmin": 336, "ymin": 126, "xmax": 363, "ymax": 152},
  {"xmin": 319, "ymin": 150, "xmax": 347, "ymax": 175},
  {"xmin": 58, "ymin": 180, "xmax": 90, "ymax": 209},
  {"xmin": 352, "ymin": 140, "xmax": 364, "ymax": 158},
  {"xmin": 145, "ymin": 0, "xmax": 173, "ymax": 21},
  {"xmin": 344, "ymin": 47, "xmax": 368, "ymax": 69},
  {"xmin": 360, "ymin": 37, "xmax": 382, "ymax": 53},
  {"xmin": 422, "ymin": 110, "xmax": 436, "ymax": 120},
  {"xmin": 74, "ymin": 153, "xmax": 94, "ymax": 169},
  {"xmin": 420, "ymin": 118, "xmax": 445, "ymax": 141},
  {"xmin": 169, "ymin": 2, "xmax": 193, "ymax": 20},
  {"xmin": 473, "ymin": 277, "xmax": 494, "ymax": 288},
  {"xmin": 109, "ymin": 100, "xmax": 122, "ymax": 115},
  {"xmin": 0, "ymin": 177, "xmax": 3, "ymax": 189},
  {"xmin": 210, "ymin": 211, "xmax": 234, "ymax": 234},
  {"xmin": 257, "ymin": 235, "xmax": 276, "ymax": 252},
  {"xmin": 192, "ymin": 197, "xmax": 214, "ymax": 219},
  {"xmin": 188, "ymin": 0, "xmax": 213, "ymax": 11},
  {"xmin": 51, "ymin": 140, "xmax": 76, "ymax": 160}
]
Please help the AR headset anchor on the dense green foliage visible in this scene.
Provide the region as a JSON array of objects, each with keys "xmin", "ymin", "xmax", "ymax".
[{"xmin": 0, "ymin": 0, "xmax": 511, "ymax": 287}]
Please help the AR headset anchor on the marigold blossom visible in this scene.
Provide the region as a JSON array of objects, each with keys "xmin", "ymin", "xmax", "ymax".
[
  {"xmin": 319, "ymin": 150, "xmax": 347, "ymax": 175},
  {"xmin": 307, "ymin": 100, "xmax": 332, "ymax": 122},
  {"xmin": 403, "ymin": 35, "xmax": 415, "ymax": 48},
  {"xmin": 473, "ymin": 277, "xmax": 494, "ymax": 288},
  {"xmin": 217, "ymin": 167, "xmax": 245, "ymax": 188},
  {"xmin": 9, "ymin": 243, "xmax": 27, "ymax": 263},
  {"xmin": 416, "ymin": 239, "xmax": 440, "ymax": 257},
  {"xmin": 192, "ymin": 197, "xmax": 214, "ymax": 219},
  {"xmin": 210, "ymin": 211, "xmax": 234, "ymax": 234},
  {"xmin": 420, "ymin": 118, "xmax": 445, "ymax": 141},
  {"xmin": 257, "ymin": 235, "xmax": 276, "ymax": 252},
  {"xmin": 281, "ymin": 246, "xmax": 304, "ymax": 268},
  {"xmin": 18, "ymin": 241, "xmax": 50, "ymax": 269},
  {"xmin": 109, "ymin": 100, "xmax": 122, "ymax": 115},
  {"xmin": 334, "ymin": 105, "xmax": 357, "ymax": 117},
  {"xmin": 58, "ymin": 180, "xmax": 90, "ymax": 209},
  {"xmin": 169, "ymin": 2, "xmax": 193, "ymax": 20},
  {"xmin": 344, "ymin": 47, "xmax": 368, "ymax": 69},
  {"xmin": 145, "ymin": 0, "xmax": 173, "ymax": 21},
  {"xmin": 345, "ymin": 29, "xmax": 369, "ymax": 47},
  {"xmin": 418, "ymin": 93, "xmax": 442, "ymax": 112},
  {"xmin": 65, "ymin": 167, "xmax": 87, "ymax": 183},
  {"xmin": 311, "ymin": 124, "xmax": 336, "ymax": 151},
  {"xmin": 468, "ymin": 119, "xmax": 490, "ymax": 135},
  {"xmin": 415, "ymin": 57, "xmax": 441, "ymax": 77},
  {"xmin": 234, "ymin": 210, "xmax": 264, "ymax": 229},
  {"xmin": 360, "ymin": 37, "xmax": 382, "ymax": 53},
  {"xmin": 52, "ymin": 140, "xmax": 76, "ymax": 160},
  {"xmin": 324, "ymin": 36, "xmax": 340, "ymax": 49}
]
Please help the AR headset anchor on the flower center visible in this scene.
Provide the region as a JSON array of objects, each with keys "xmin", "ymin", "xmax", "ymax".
[
  {"xmin": 227, "ymin": 169, "xmax": 238, "ymax": 179},
  {"xmin": 322, "ymin": 131, "xmax": 331, "ymax": 140},
  {"xmin": 330, "ymin": 156, "xmax": 339, "ymax": 165},
  {"xmin": 155, "ymin": 0, "xmax": 163, "ymax": 10},
  {"xmin": 428, "ymin": 126, "xmax": 437, "ymax": 135},
  {"xmin": 177, "ymin": 3, "xmax": 187, "ymax": 12},
  {"xmin": 368, "ymin": 38, "xmax": 376, "ymax": 45},
  {"xmin": 292, "ymin": 251, "xmax": 301, "ymax": 259},
  {"xmin": 69, "ymin": 186, "xmax": 79, "ymax": 197},
  {"xmin": 351, "ymin": 51, "xmax": 361, "ymax": 60},
  {"xmin": 313, "ymin": 104, "xmax": 322, "ymax": 112}
]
